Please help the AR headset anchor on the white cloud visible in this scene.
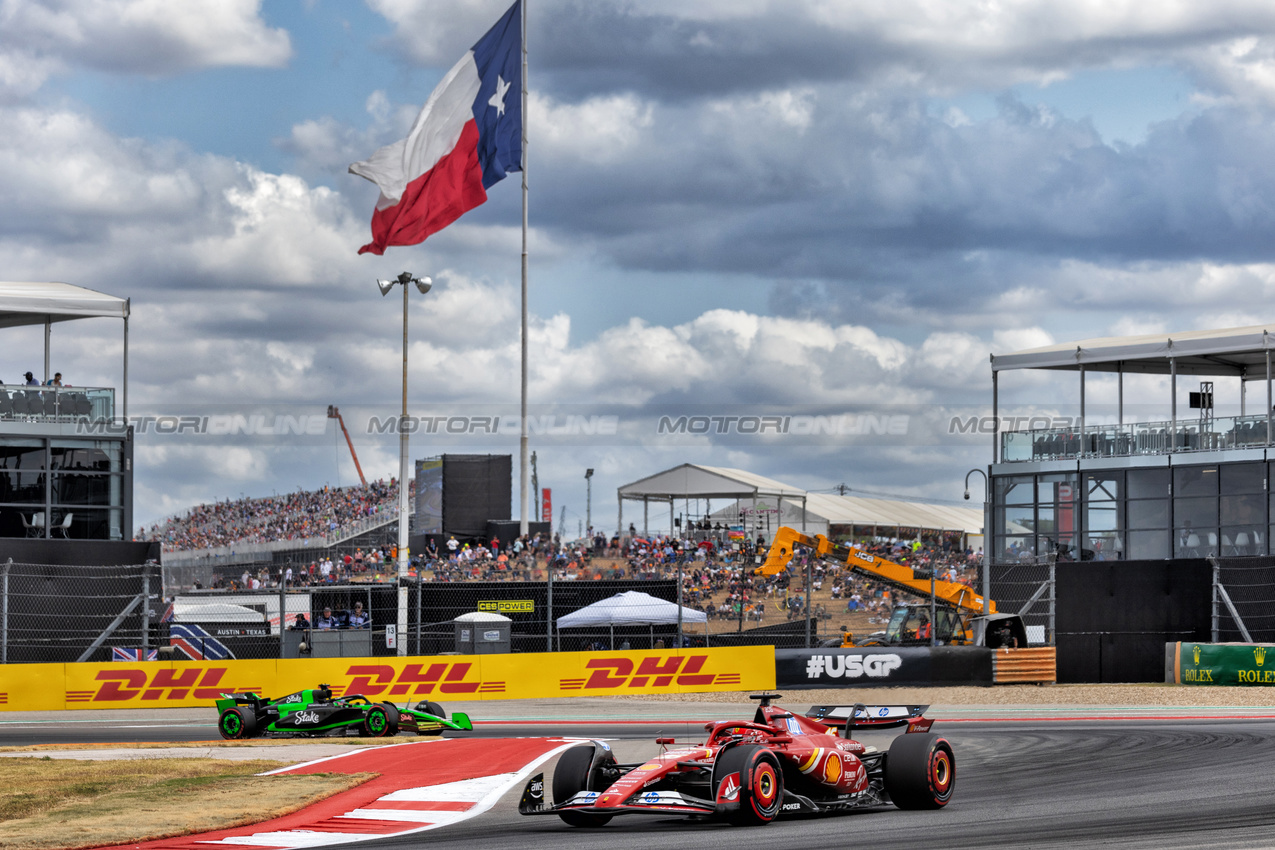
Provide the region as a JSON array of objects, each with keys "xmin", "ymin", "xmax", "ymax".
[{"xmin": 0, "ymin": 0, "xmax": 291, "ymax": 96}]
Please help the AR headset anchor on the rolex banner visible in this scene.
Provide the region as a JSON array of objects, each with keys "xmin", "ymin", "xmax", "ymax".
[{"xmin": 1171, "ymin": 642, "xmax": 1275, "ymax": 685}]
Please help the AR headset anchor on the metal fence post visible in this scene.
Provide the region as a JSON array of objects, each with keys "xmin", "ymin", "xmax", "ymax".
[
  {"xmin": 416, "ymin": 567, "xmax": 423, "ymax": 656},
  {"xmin": 677, "ymin": 556, "xmax": 684, "ymax": 648},
  {"xmin": 1211, "ymin": 556, "xmax": 1220, "ymax": 643},
  {"xmin": 546, "ymin": 552, "xmax": 554, "ymax": 652},
  {"xmin": 141, "ymin": 565, "xmax": 151, "ymax": 654},
  {"xmin": 1048, "ymin": 554, "xmax": 1057, "ymax": 647},
  {"xmin": 930, "ymin": 567, "xmax": 937, "ymax": 648},
  {"xmin": 2, "ymin": 559, "xmax": 9, "ymax": 665},
  {"xmin": 278, "ymin": 567, "xmax": 287, "ymax": 658},
  {"xmin": 805, "ymin": 555, "xmax": 812, "ymax": 648}
]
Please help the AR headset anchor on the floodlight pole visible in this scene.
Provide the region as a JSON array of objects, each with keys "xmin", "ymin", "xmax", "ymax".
[
  {"xmin": 964, "ymin": 468, "xmax": 991, "ymax": 615},
  {"xmin": 378, "ymin": 272, "xmax": 432, "ymax": 579},
  {"xmin": 399, "ymin": 276, "xmax": 409, "ymax": 579}
]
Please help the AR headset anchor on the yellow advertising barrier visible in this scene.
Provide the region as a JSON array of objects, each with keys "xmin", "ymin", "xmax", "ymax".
[{"xmin": 0, "ymin": 646, "xmax": 774, "ymax": 711}]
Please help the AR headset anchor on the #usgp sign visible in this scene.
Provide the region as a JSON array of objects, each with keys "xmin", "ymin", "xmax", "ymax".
[{"xmin": 776, "ymin": 647, "xmax": 993, "ymax": 688}]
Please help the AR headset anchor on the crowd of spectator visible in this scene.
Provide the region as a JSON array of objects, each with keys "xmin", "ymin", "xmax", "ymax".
[{"xmin": 140, "ymin": 479, "xmax": 408, "ymax": 551}]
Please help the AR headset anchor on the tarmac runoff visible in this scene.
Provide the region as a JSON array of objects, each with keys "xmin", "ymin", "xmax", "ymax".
[{"xmin": 4, "ymin": 694, "xmax": 1275, "ymax": 758}]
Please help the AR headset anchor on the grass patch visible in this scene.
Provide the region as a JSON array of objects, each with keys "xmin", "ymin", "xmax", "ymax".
[{"xmin": 0, "ymin": 758, "xmax": 374, "ymax": 850}]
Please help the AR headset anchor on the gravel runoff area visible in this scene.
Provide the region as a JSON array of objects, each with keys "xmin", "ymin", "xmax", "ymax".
[{"xmin": 620, "ymin": 684, "xmax": 1275, "ymax": 706}]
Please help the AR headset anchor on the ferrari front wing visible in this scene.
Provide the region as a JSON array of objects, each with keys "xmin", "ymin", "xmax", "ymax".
[{"xmin": 518, "ymin": 773, "xmax": 718, "ymax": 818}]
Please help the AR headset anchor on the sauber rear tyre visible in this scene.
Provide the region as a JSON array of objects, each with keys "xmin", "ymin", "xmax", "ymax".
[
  {"xmin": 713, "ymin": 745, "xmax": 784, "ymax": 826},
  {"xmin": 218, "ymin": 707, "xmax": 255, "ymax": 740},
  {"xmin": 362, "ymin": 705, "xmax": 397, "ymax": 737},
  {"xmin": 552, "ymin": 744, "xmax": 614, "ymax": 828},
  {"xmin": 885, "ymin": 733, "xmax": 955, "ymax": 809}
]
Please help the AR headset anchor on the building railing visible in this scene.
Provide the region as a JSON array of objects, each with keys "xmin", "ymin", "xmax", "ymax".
[
  {"xmin": 0, "ymin": 385, "xmax": 113, "ymax": 423},
  {"xmin": 1001, "ymin": 413, "xmax": 1274, "ymax": 462}
]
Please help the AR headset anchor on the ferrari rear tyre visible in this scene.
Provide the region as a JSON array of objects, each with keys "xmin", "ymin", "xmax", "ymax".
[
  {"xmin": 713, "ymin": 745, "xmax": 784, "ymax": 826},
  {"xmin": 362, "ymin": 705, "xmax": 397, "ymax": 737},
  {"xmin": 218, "ymin": 707, "xmax": 256, "ymax": 740},
  {"xmin": 552, "ymin": 744, "xmax": 613, "ymax": 827},
  {"xmin": 885, "ymin": 733, "xmax": 955, "ymax": 809}
]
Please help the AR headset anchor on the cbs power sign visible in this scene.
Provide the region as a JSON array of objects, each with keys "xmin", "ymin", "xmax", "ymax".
[{"xmin": 0, "ymin": 647, "xmax": 773, "ymax": 711}]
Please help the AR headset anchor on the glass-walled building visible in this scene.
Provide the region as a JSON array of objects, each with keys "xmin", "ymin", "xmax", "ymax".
[
  {"xmin": 989, "ymin": 324, "xmax": 1275, "ymax": 561},
  {"xmin": 0, "ymin": 281, "xmax": 132, "ymax": 541}
]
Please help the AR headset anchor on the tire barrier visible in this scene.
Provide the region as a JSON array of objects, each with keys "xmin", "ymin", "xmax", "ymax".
[
  {"xmin": 991, "ymin": 647, "xmax": 1056, "ymax": 684},
  {"xmin": 775, "ymin": 647, "xmax": 993, "ymax": 689}
]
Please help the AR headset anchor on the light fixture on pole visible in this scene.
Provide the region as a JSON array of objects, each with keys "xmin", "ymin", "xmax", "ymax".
[
  {"xmin": 377, "ymin": 271, "xmax": 433, "ymax": 579},
  {"xmin": 584, "ymin": 468, "xmax": 594, "ymax": 537},
  {"xmin": 964, "ymin": 468, "xmax": 991, "ymax": 614}
]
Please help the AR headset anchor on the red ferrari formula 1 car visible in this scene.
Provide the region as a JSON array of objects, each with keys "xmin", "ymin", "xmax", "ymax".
[{"xmin": 519, "ymin": 693, "xmax": 953, "ymax": 827}]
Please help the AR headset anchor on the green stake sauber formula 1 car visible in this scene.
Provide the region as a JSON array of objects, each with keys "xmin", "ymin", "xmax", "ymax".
[{"xmin": 215, "ymin": 684, "xmax": 474, "ymax": 739}]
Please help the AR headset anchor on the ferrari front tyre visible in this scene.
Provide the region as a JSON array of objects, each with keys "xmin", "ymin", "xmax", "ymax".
[
  {"xmin": 713, "ymin": 745, "xmax": 784, "ymax": 826},
  {"xmin": 885, "ymin": 733, "xmax": 955, "ymax": 810},
  {"xmin": 362, "ymin": 705, "xmax": 397, "ymax": 737},
  {"xmin": 552, "ymin": 744, "xmax": 613, "ymax": 828},
  {"xmin": 218, "ymin": 707, "xmax": 256, "ymax": 740}
]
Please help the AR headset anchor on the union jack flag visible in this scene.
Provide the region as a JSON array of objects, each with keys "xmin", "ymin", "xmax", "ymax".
[
  {"xmin": 168, "ymin": 624, "xmax": 235, "ymax": 661},
  {"xmin": 111, "ymin": 647, "xmax": 158, "ymax": 661}
]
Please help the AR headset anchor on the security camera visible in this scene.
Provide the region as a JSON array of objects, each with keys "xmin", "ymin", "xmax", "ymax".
[{"xmin": 963, "ymin": 490, "xmax": 970, "ymax": 500}]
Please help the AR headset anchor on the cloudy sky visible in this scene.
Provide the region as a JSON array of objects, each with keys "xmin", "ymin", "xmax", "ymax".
[{"xmin": 5, "ymin": 0, "xmax": 1275, "ymax": 536}]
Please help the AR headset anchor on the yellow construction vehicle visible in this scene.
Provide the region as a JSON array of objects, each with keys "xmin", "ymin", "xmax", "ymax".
[{"xmin": 757, "ymin": 526, "xmax": 1024, "ymax": 648}]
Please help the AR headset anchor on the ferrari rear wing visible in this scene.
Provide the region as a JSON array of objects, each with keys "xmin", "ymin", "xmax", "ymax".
[{"xmin": 806, "ymin": 703, "xmax": 933, "ymax": 734}]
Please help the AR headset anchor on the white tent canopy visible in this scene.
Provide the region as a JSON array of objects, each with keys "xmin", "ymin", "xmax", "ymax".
[
  {"xmin": 709, "ymin": 493, "xmax": 983, "ymax": 538},
  {"xmin": 556, "ymin": 591, "xmax": 707, "ymax": 627},
  {"xmin": 0, "ymin": 281, "xmax": 129, "ymax": 329},
  {"xmin": 617, "ymin": 464, "xmax": 810, "ymax": 536},
  {"xmin": 0, "ymin": 281, "xmax": 131, "ymax": 411},
  {"xmin": 172, "ymin": 601, "xmax": 265, "ymax": 623}
]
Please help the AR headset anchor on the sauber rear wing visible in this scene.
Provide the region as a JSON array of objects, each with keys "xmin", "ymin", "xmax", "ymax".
[{"xmin": 806, "ymin": 703, "xmax": 933, "ymax": 734}]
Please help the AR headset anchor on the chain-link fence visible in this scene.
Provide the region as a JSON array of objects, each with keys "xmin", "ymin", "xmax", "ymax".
[
  {"xmin": 4, "ymin": 551, "xmax": 938, "ymax": 664},
  {"xmin": 0, "ymin": 560, "xmax": 161, "ymax": 663},
  {"xmin": 1211, "ymin": 555, "xmax": 1275, "ymax": 643},
  {"xmin": 987, "ymin": 554, "xmax": 1056, "ymax": 645}
]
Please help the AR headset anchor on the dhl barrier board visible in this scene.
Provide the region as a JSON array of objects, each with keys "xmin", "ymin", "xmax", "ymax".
[{"xmin": 0, "ymin": 646, "xmax": 774, "ymax": 711}]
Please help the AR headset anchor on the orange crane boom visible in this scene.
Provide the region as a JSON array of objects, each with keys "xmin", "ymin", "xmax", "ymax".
[
  {"xmin": 327, "ymin": 405, "xmax": 367, "ymax": 487},
  {"xmin": 757, "ymin": 526, "xmax": 995, "ymax": 614}
]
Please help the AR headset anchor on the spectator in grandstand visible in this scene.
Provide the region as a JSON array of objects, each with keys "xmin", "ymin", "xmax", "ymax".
[
  {"xmin": 347, "ymin": 601, "xmax": 370, "ymax": 629},
  {"xmin": 23, "ymin": 372, "xmax": 37, "ymax": 386},
  {"xmin": 44, "ymin": 372, "xmax": 62, "ymax": 387},
  {"xmin": 291, "ymin": 613, "xmax": 310, "ymax": 630},
  {"xmin": 315, "ymin": 607, "xmax": 339, "ymax": 629}
]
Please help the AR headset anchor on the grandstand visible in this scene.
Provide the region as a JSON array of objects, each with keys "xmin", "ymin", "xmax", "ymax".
[{"xmin": 145, "ymin": 479, "xmax": 411, "ymax": 566}]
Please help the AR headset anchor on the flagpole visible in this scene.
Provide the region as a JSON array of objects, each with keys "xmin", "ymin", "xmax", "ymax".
[{"xmin": 519, "ymin": 0, "xmax": 530, "ymax": 538}]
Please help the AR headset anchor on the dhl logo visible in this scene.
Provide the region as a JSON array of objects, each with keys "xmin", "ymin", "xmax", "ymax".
[
  {"xmin": 66, "ymin": 668, "xmax": 253, "ymax": 703},
  {"xmin": 560, "ymin": 655, "xmax": 742, "ymax": 690},
  {"xmin": 344, "ymin": 662, "xmax": 504, "ymax": 696}
]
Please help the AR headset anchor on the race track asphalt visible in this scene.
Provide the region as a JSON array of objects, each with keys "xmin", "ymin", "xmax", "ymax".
[
  {"xmin": 363, "ymin": 720, "xmax": 1275, "ymax": 850},
  {"xmin": 4, "ymin": 703, "xmax": 1275, "ymax": 848}
]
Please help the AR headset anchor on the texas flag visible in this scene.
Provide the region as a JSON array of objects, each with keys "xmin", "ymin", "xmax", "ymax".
[{"xmin": 350, "ymin": 1, "xmax": 522, "ymax": 255}]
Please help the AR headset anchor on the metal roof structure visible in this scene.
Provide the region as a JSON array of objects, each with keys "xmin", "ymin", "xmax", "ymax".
[
  {"xmin": 617, "ymin": 464, "xmax": 807, "ymax": 501},
  {"xmin": 991, "ymin": 323, "xmax": 1275, "ymax": 377}
]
